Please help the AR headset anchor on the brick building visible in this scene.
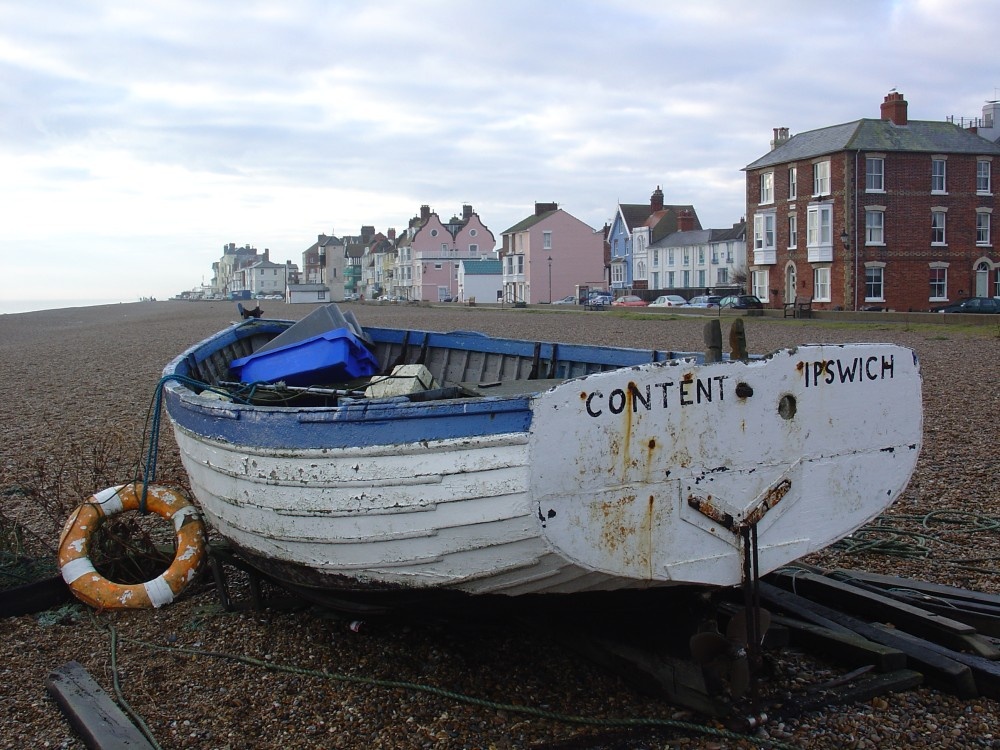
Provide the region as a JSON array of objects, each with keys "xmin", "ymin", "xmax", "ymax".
[{"xmin": 744, "ymin": 92, "xmax": 1000, "ymax": 311}]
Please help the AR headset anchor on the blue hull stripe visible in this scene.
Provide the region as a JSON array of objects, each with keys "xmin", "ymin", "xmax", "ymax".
[{"xmin": 165, "ymin": 390, "xmax": 533, "ymax": 450}]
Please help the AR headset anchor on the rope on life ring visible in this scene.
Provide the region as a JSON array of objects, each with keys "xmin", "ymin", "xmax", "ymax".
[{"xmin": 57, "ymin": 484, "xmax": 207, "ymax": 609}]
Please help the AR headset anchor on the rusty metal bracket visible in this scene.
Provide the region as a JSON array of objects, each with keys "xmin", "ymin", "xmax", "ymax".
[{"xmin": 688, "ymin": 477, "xmax": 792, "ymax": 535}]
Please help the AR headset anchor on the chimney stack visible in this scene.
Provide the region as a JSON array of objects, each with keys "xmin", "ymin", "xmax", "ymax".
[
  {"xmin": 881, "ymin": 91, "xmax": 908, "ymax": 125},
  {"xmin": 677, "ymin": 210, "xmax": 696, "ymax": 232},
  {"xmin": 770, "ymin": 127, "xmax": 790, "ymax": 150},
  {"xmin": 650, "ymin": 186, "xmax": 664, "ymax": 212},
  {"xmin": 420, "ymin": 205, "xmax": 431, "ymax": 222},
  {"xmin": 462, "ymin": 204, "xmax": 473, "ymax": 219},
  {"xmin": 534, "ymin": 202, "xmax": 558, "ymax": 215}
]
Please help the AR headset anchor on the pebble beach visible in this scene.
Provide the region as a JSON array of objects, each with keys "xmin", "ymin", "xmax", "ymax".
[{"xmin": 1, "ymin": 300, "xmax": 999, "ymax": 749}]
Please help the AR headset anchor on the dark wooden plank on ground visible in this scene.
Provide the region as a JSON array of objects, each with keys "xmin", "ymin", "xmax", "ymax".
[
  {"xmin": 872, "ymin": 624, "xmax": 1000, "ymax": 700},
  {"xmin": 0, "ymin": 575, "xmax": 71, "ymax": 618},
  {"xmin": 757, "ymin": 581, "xmax": 854, "ymax": 635},
  {"xmin": 45, "ymin": 661, "xmax": 155, "ymax": 750},
  {"xmin": 793, "ymin": 669, "xmax": 923, "ymax": 712},
  {"xmin": 831, "ymin": 569, "xmax": 1000, "ymax": 608},
  {"xmin": 829, "ymin": 570, "xmax": 1000, "ymax": 638},
  {"xmin": 768, "ymin": 570, "xmax": 978, "ymax": 650},
  {"xmin": 758, "ymin": 581, "xmax": 978, "ymax": 697}
]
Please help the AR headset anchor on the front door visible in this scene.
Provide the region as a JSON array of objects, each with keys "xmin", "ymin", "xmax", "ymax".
[
  {"xmin": 975, "ymin": 262, "xmax": 989, "ymax": 297},
  {"xmin": 785, "ymin": 263, "xmax": 797, "ymax": 302}
]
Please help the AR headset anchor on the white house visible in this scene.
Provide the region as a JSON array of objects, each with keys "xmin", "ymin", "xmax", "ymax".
[
  {"xmin": 648, "ymin": 222, "xmax": 747, "ymax": 294},
  {"xmin": 457, "ymin": 258, "xmax": 502, "ymax": 303},
  {"xmin": 239, "ymin": 252, "xmax": 288, "ymax": 297},
  {"xmin": 287, "ymin": 283, "xmax": 329, "ymax": 305}
]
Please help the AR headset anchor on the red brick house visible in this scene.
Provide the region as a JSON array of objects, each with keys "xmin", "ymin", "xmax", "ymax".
[{"xmin": 744, "ymin": 92, "xmax": 1000, "ymax": 311}]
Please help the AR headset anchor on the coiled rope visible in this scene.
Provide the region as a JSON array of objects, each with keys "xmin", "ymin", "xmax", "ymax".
[{"xmin": 833, "ymin": 510, "xmax": 1000, "ymax": 575}]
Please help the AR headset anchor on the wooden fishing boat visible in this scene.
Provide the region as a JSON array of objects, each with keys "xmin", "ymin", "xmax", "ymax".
[{"xmin": 161, "ymin": 307, "xmax": 923, "ymax": 605}]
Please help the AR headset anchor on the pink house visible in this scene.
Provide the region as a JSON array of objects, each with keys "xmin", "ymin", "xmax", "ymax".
[
  {"xmin": 404, "ymin": 204, "xmax": 496, "ymax": 301},
  {"xmin": 500, "ymin": 203, "xmax": 605, "ymax": 304}
]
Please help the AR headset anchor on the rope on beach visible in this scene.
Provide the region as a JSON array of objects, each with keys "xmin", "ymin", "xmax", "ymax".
[
  {"xmin": 109, "ymin": 625, "xmax": 802, "ymax": 750},
  {"xmin": 833, "ymin": 510, "xmax": 1000, "ymax": 574},
  {"xmin": 139, "ymin": 375, "xmax": 246, "ymax": 514}
]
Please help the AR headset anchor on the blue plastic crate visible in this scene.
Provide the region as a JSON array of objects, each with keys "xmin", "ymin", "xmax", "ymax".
[{"xmin": 230, "ymin": 327, "xmax": 379, "ymax": 386}]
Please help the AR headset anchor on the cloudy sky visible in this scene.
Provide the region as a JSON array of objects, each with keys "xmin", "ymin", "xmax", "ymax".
[{"xmin": 2, "ymin": 0, "xmax": 998, "ymax": 309}]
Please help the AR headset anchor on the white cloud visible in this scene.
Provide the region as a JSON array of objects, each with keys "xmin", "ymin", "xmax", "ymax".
[{"xmin": 2, "ymin": 0, "xmax": 1000, "ymax": 303}]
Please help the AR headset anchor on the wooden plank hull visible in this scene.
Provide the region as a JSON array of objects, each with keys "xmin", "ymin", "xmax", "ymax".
[{"xmin": 163, "ymin": 319, "xmax": 923, "ymax": 597}]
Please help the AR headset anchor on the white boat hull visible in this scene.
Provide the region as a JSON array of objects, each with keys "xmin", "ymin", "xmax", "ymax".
[{"xmin": 164, "ymin": 324, "xmax": 922, "ymax": 597}]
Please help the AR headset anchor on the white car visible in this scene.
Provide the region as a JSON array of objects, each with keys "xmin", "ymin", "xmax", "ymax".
[
  {"xmin": 552, "ymin": 295, "xmax": 577, "ymax": 305},
  {"xmin": 648, "ymin": 295, "xmax": 689, "ymax": 307}
]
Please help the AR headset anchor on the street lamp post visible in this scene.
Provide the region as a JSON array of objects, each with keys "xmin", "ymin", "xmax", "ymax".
[{"xmin": 547, "ymin": 256, "xmax": 552, "ymax": 303}]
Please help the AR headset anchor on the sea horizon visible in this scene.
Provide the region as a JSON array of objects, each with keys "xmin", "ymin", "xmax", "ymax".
[{"xmin": 0, "ymin": 298, "xmax": 143, "ymax": 315}]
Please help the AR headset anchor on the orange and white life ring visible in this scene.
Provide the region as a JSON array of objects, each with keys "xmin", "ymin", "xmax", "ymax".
[{"xmin": 57, "ymin": 484, "xmax": 207, "ymax": 609}]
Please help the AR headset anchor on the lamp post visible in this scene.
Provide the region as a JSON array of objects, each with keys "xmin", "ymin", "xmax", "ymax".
[{"xmin": 547, "ymin": 256, "xmax": 552, "ymax": 304}]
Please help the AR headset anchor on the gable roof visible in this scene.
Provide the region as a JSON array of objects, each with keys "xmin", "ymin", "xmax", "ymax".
[
  {"xmin": 649, "ymin": 221, "xmax": 746, "ymax": 249},
  {"xmin": 652, "ymin": 229, "xmax": 711, "ymax": 248},
  {"xmin": 710, "ymin": 222, "xmax": 746, "ymax": 242},
  {"xmin": 745, "ymin": 118, "xmax": 1000, "ymax": 170},
  {"xmin": 616, "ymin": 203, "xmax": 700, "ymax": 236},
  {"xmin": 503, "ymin": 208, "xmax": 559, "ymax": 234},
  {"xmin": 246, "ymin": 258, "xmax": 285, "ymax": 269}
]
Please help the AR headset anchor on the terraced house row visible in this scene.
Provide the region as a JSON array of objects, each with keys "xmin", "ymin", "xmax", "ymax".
[{"xmin": 744, "ymin": 91, "xmax": 1000, "ymax": 312}]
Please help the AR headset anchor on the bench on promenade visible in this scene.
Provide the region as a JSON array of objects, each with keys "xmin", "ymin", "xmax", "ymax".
[{"xmin": 783, "ymin": 296, "xmax": 813, "ymax": 319}]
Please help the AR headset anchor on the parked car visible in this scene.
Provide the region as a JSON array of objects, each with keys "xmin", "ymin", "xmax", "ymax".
[
  {"xmin": 932, "ymin": 297, "xmax": 1000, "ymax": 314},
  {"xmin": 688, "ymin": 295, "xmax": 722, "ymax": 308},
  {"xmin": 552, "ymin": 295, "xmax": 577, "ymax": 305},
  {"xmin": 611, "ymin": 295, "xmax": 648, "ymax": 307},
  {"xmin": 648, "ymin": 295, "xmax": 689, "ymax": 308},
  {"xmin": 588, "ymin": 294, "xmax": 612, "ymax": 306},
  {"xmin": 344, "ymin": 292, "xmax": 361, "ymax": 302},
  {"xmin": 719, "ymin": 294, "xmax": 764, "ymax": 310}
]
